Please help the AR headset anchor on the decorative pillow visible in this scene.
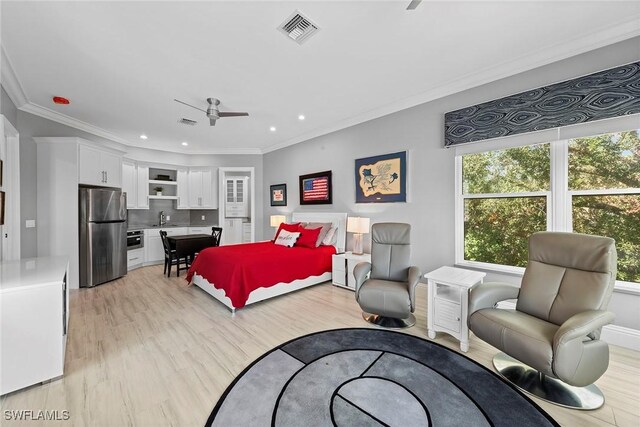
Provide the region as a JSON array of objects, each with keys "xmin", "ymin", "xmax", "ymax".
[
  {"xmin": 295, "ymin": 225, "xmax": 322, "ymax": 249},
  {"xmin": 274, "ymin": 222, "xmax": 300, "ymax": 241},
  {"xmin": 274, "ymin": 230, "xmax": 300, "ymax": 247},
  {"xmin": 305, "ymin": 222, "xmax": 333, "ymax": 247},
  {"xmin": 321, "ymin": 226, "xmax": 338, "ymax": 246}
]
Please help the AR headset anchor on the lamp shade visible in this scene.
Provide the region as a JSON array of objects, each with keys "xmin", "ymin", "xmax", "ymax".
[
  {"xmin": 270, "ymin": 215, "xmax": 287, "ymax": 228},
  {"xmin": 347, "ymin": 217, "xmax": 370, "ymax": 234}
]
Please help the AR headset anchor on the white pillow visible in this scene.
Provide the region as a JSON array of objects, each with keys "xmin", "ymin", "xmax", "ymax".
[
  {"xmin": 274, "ymin": 229, "xmax": 301, "ymax": 247},
  {"xmin": 321, "ymin": 226, "xmax": 338, "ymax": 246}
]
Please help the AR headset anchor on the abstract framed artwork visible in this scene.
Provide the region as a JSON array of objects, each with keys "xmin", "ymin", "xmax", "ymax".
[
  {"xmin": 270, "ymin": 184, "xmax": 287, "ymax": 207},
  {"xmin": 355, "ymin": 151, "xmax": 407, "ymax": 203},
  {"xmin": 299, "ymin": 171, "xmax": 332, "ymax": 205}
]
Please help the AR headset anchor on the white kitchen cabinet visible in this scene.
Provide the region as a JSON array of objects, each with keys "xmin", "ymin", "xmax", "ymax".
[
  {"xmin": 223, "ymin": 218, "xmax": 243, "ymax": 245},
  {"xmin": 225, "ymin": 177, "xmax": 249, "ymax": 217},
  {"xmin": 122, "ymin": 160, "xmax": 137, "ymax": 208},
  {"xmin": 188, "ymin": 168, "xmax": 217, "ymax": 209},
  {"xmin": 136, "ymin": 164, "xmax": 149, "ymax": 209},
  {"xmin": 176, "ymin": 168, "xmax": 190, "ymax": 209},
  {"xmin": 242, "ymin": 222, "xmax": 252, "ymax": 243},
  {"xmin": 78, "ymin": 144, "xmax": 122, "ymax": 187},
  {"xmin": 143, "ymin": 228, "xmax": 187, "ymax": 265},
  {"xmin": 0, "ymin": 257, "xmax": 69, "ymax": 395},
  {"xmin": 127, "ymin": 248, "xmax": 144, "ymax": 271},
  {"xmin": 188, "ymin": 227, "xmax": 211, "ymax": 235}
]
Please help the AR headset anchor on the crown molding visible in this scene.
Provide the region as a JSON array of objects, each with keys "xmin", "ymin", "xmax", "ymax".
[
  {"xmin": 20, "ymin": 102, "xmax": 134, "ymax": 145},
  {"xmin": 0, "ymin": 44, "xmax": 28, "ymax": 108},
  {"xmin": 262, "ymin": 19, "xmax": 640, "ymax": 154}
]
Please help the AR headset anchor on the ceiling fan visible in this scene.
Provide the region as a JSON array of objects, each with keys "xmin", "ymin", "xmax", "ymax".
[
  {"xmin": 406, "ymin": 0, "xmax": 422, "ymax": 10},
  {"xmin": 174, "ymin": 97, "xmax": 249, "ymax": 126}
]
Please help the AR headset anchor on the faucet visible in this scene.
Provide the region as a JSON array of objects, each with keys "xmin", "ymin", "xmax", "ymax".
[{"xmin": 159, "ymin": 210, "xmax": 166, "ymax": 226}]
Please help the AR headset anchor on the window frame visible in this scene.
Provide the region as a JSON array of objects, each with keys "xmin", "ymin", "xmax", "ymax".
[{"xmin": 455, "ymin": 135, "xmax": 640, "ymax": 291}]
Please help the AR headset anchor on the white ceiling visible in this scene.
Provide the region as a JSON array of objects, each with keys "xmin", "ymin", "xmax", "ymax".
[{"xmin": 2, "ymin": 1, "xmax": 639, "ymax": 155}]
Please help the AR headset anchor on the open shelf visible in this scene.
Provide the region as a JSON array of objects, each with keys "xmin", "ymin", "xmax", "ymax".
[
  {"xmin": 148, "ymin": 195, "xmax": 178, "ymax": 200},
  {"xmin": 149, "ymin": 179, "xmax": 177, "ymax": 186}
]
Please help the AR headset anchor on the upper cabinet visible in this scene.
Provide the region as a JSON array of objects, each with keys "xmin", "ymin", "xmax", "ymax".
[
  {"xmin": 122, "ymin": 161, "xmax": 149, "ymax": 209},
  {"xmin": 225, "ymin": 177, "xmax": 249, "ymax": 218},
  {"xmin": 78, "ymin": 145, "xmax": 122, "ymax": 188},
  {"xmin": 188, "ymin": 168, "xmax": 217, "ymax": 209},
  {"xmin": 121, "ymin": 161, "xmax": 217, "ymax": 210}
]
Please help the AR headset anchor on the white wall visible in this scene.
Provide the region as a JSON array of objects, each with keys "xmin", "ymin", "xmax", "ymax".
[{"xmin": 263, "ymin": 36, "xmax": 640, "ymax": 330}]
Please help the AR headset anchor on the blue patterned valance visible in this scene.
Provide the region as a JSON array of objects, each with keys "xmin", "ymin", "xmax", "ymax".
[{"xmin": 444, "ymin": 61, "xmax": 640, "ymax": 147}]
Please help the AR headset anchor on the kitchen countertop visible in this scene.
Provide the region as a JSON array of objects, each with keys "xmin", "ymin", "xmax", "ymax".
[
  {"xmin": 0, "ymin": 256, "xmax": 69, "ymax": 292},
  {"xmin": 128, "ymin": 224, "xmax": 217, "ymax": 231}
]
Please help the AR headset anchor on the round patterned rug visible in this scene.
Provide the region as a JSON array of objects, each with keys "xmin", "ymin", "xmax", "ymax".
[{"xmin": 207, "ymin": 328, "xmax": 559, "ymax": 427}]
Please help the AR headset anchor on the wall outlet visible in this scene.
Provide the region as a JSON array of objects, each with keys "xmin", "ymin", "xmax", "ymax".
[
  {"xmin": 26, "ymin": 220, "xmax": 36, "ymax": 228},
  {"xmin": 166, "ymin": 215, "xmax": 171, "ymax": 221},
  {"xmin": 201, "ymin": 215, "xmax": 205, "ymax": 221}
]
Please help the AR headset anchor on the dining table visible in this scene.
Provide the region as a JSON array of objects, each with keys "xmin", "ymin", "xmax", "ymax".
[{"xmin": 166, "ymin": 234, "xmax": 218, "ymax": 267}]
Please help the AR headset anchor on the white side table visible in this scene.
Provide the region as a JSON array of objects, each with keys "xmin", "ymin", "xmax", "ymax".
[
  {"xmin": 332, "ymin": 252, "xmax": 371, "ymax": 291},
  {"xmin": 424, "ymin": 266, "xmax": 486, "ymax": 352}
]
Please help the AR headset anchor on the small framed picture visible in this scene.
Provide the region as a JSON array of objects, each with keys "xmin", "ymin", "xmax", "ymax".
[
  {"xmin": 299, "ymin": 171, "xmax": 332, "ymax": 205},
  {"xmin": 270, "ymin": 184, "xmax": 287, "ymax": 207}
]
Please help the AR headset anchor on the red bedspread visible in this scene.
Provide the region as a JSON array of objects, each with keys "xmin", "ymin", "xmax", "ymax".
[{"xmin": 186, "ymin": 242, "xmax": 336, "ymax": 308}]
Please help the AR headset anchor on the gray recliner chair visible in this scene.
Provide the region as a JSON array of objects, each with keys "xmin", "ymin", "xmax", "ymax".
[
  {"xmin": 468, "ymin": 231, "xmax": 617, "ymax": 410},
  {"xmin": 354, "ymin": 223, "xmax": 421, "ymax": 328}
]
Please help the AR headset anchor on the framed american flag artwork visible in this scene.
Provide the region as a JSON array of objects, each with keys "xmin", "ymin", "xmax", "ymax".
[{"xmin": 299, "ymin": 171, "xmax": 332, "ymax": 205}]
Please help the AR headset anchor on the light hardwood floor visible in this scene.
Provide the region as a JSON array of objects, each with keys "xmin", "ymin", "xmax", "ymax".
[{"xmin": 1, "ymin": 265, "xmax": 639, "ymax": 426}]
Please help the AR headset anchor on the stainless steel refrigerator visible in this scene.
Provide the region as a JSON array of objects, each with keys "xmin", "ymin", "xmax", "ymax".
[{"xmin": 79, "ymin": 187, "xmax": 127, "ymax": 288}]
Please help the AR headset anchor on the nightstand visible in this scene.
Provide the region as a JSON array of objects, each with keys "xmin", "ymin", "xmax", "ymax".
[
  {"xmin": 332, "ymin": 252, "xmax": 371, "ymax": 291},
  {"xmin": 424, "ymin": 266, "xmax": 486, "ymax": 352}
]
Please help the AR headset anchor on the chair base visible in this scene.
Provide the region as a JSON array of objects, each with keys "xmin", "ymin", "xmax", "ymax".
[
  {"xmin": 362, "ymin": 312, "xmax": 416, "ymax": 329},
  {"xmin": 493, "ymin": 352, "xmax": 605, "ymax": 410}
]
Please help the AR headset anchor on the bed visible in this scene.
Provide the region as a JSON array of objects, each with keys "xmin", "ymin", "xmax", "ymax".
[{"xmin": 187, "ymin": 212, "xmax": 347, "ymax": 312}]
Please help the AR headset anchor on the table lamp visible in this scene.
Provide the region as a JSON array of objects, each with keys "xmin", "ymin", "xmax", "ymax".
[
  {"xmin": 270, "ymin": 215, "xmax": 287, "ymax": 237},
  {"xmin": 347, "ymin": 216, "xmax": 370, "ymax": 255}
]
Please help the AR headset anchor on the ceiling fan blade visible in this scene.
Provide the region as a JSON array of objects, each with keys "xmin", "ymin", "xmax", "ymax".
[
  {"xmin": 406, "ymin": 0, "xmax": 422, "ymax": 10},
  {"xmin": 174, "ymin": 99, "xmax": 207, "ymax": 113},
  {"xmin": 218, "ymin": 112, "xmax": 249, "ymax": 117},
  {"xmin": 209, "ymin": 117, "xmax": 217, "ymax": 126}
]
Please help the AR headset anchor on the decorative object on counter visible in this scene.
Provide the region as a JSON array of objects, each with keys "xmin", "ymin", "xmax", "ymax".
[
  {"xmin": 154, "ymin": 186, "xmax": 163, "ymax": 196},
  {"xmin": 270, "ymin": 183, "xmax": 287, "ymax": 206},
  {"xmin": 355, "ymin": 151, "xmax": 407, "ymax": 203},
  {"xmin": 299, "ymin": 171, "xmax": 332, "ymax": 205},
  {"xmin": 346, "ymin": 216, "xmax": 370, "ymax": 255}
]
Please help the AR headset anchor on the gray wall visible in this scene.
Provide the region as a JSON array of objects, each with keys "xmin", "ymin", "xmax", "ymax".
[
  {"xmin": 263, "ymin": 37, "xmax": 640, "ymax": 329},
  {"xmin": 1, "ymin": 86, "xmax": 18, "ymax": 127}
]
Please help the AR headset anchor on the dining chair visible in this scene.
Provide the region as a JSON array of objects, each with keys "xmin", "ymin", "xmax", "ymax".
[
  {"xmin": 211, "ymin": 227, "xmax": 223, "ymax": 247},
  {"xmin": 160, "ymin": 230, "xmax": 189, "ymax": 277}
]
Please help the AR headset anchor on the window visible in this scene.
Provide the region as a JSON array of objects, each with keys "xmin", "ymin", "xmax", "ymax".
[
  {"xmin": 462, "ymin": 144, "xmax": 550, "ymax": 268},
  {"xmin": 568, "ymin": 131, "xmax": 640, "ymax": 283},
  {"xmin": 457, "ymin": 130, "xmax": 640, "ymax": 284}
]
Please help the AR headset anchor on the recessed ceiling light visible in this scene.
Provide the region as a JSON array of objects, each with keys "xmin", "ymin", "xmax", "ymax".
[
  {"xmin": 270, "ymin": 126, "xmax": 277, "ymax": 132},
  {"xmin": 298, "ymin": 114, "xmax": 305, "ymax": 121},
  {"xmin": 140, "ymin": 134, "xmax": 148, "ymax": 140},
  {"xmin": 181, "ymin": 142, "xmax": 188, "ymax": 146}
]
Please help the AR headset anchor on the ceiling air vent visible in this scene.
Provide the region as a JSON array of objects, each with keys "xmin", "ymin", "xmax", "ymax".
[
  {"xmin": 278, "ymin": 11, "xmax": 320, "ymax": 44},
  {"xmin": 178, "ymin": 118, "xmax": 198, "ymax": 126}
]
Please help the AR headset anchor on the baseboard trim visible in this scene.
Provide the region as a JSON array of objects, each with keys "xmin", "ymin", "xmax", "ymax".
[
  {"xmin": 495, "ymin": 301, "xmax": 640, "ymax": 351},
  {"xmin": 600, "ymin": 324, "xmax": 640, "ymax": 352}
]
